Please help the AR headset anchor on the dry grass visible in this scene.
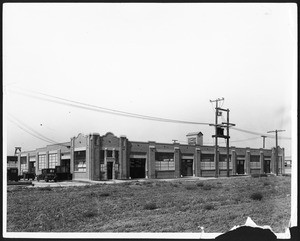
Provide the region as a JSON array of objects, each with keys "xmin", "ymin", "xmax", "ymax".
[{"xmin": 6, "ymin": 176, "xmax": 291, "ymax": 233}]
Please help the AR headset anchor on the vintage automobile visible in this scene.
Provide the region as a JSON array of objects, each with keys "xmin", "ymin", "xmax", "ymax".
[
  {"xmin": 37, "ymin": 167, "xmax": 72, "ymax": 182},
  {"xmin": 18, "ymin": 172, "xmax": 36, "ymax": 181},
  {"xmin": 37, "ymin": 168, "xmax": 57, "ymax": 182},
  {"xmin": 55, "ymin": 166, "xmax": 72, "ymax": 181},
  {"xmin": 7, "ymin": 167, "xmax": 19, "ymax": 182}
]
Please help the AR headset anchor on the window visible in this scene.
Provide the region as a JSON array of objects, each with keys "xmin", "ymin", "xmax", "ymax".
[
  {"xmin": 188, "ymin": 137, "xmax": 196, "ymax": 145},
  {"xmin": 155, "ymin": 152, "xmax": 175, "ymax": 171},
  {"xmin": 219, "ymin": 155, "xmax": 231, "ymax": 162},
  {"xmin": 49, "ymin": 154, "xmax": 58, "ymax": 168},
  {"xmin": 7, "ymin": 157, "xmax": 18, "ymax": 168},
  {"xmin": 20, "ymin": 156, "xmax": 27, "ymax": 174},
  {"xmin": 201, "ymin": 154, "xmax": 214, "ymax": 162},
  {"xmin": 115, "ymin": 151, "xmax": 119, "ymax": 163},
  {"xmin": 100, "ymin": 150, "xmax": 105, "ymax": 164},
  {"xmin": 38, "ymin": 155, "xmax": 46, "ymax": 170},
  {"xmin": 107, "ymin": 150, "xmax": 113, "ymax": 158},
  {"xmin": 74, "ymin": 151, "xmax": 86, "ymax": 172},
  {"xmin": 250, "ymin": 155, "xmax": 260, "ymax": 162}
]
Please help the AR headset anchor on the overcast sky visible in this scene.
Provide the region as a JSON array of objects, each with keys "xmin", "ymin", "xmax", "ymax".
[{"xmin": 3, "ymin": 3, "xmax": 297, "ymax": 157}]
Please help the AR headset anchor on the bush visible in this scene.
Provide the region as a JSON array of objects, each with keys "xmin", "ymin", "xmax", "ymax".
[
  {"xmin": 185, "ymin": 184, "xmax": 197, "ymax": 190},
  {"xmin": 202, "ymin": 185, "xmax": 212, "ymax": 190},
  {"xmin": 83, "ymin": 210, "xmax": 97, "ymax": 218},
  {"xmin": 99, "ymin": 192, "xmax": 110, "ymax": 197},
  {"xmin": 252, "ymin": 174, "xmax": 268, "ymax": 178},
  {"xmin": 203, "ymin": 204, "xmax": 214, "ymax": 210},
  {"xmin": 196, "ymin": 182, "xmax": 204, "ymax": 187},
  {"xmin": 250, "ymin": 192, "xmax": 263, "ymax": 201},
  {"xmin": 144, "ymin": 202, "xmax": 157, "ymax": 210}
]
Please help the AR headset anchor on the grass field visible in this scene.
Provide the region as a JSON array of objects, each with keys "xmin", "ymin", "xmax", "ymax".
[{"xmin": 6, "ymin": 175, "xmax": 291, "ymax": 233}]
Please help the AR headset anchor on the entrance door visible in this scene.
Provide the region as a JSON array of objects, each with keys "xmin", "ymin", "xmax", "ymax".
[
  {"xmin": 264, "ymin": 160, "xmax": 271, "ymax": 173},
  {"xmin": 29, "ymin": 162, "xmax": 35, "ymax": 174},
  {"xmin": 130, "ymin": 158, "xmax": 146, "ymax": 179},
  {"xmin": 181, "ymin": 159, "xmax": 193, "ymax": 176},
  {"xmin": 107, "ymin": 162, "xmax": 113, "ymax": 180},
  {"xmin": 236, "ymin": 160, "xmax": 245, "ymax": 174},
  {"xmin": 61, "ymin": 159, "xmax": 70, "ymax": 173}
]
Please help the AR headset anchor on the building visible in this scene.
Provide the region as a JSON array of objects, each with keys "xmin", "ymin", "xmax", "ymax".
[
  {"xmin": 7, "ymin": 156, "xmax": 18, "ymax": 168},
  {"xmin": 14, "ymin": 132, "xmax": 285, "ymax": 181}
]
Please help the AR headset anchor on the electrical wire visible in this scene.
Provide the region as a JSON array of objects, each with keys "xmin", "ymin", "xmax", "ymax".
[
  {"xmin": 8, "ymin": 113, "xmax": 58, "ymax": 144},
  {"xmin": 8, "ymin": 116, "xmax": 57, "ymax": 144},
  {"xmin": 8, "ymin": 87, "xmax": 292, "ymax": 140},
  {"xmin": 9, "ymin": 88, "xmax": 211, "ymax": 126}
]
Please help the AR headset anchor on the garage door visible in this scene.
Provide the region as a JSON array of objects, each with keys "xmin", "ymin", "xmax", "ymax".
[{"xmin": 130, "ymin": 158, "xmax": 146, "ymax": 179}]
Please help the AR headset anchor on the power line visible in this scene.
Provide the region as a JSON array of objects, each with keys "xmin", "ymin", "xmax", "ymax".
[
  {"xmin": 9, "ymin": 88, "xmax": 211, "ymax": 126},
  {"xmin": 8, "ymin": 87, "xmax": 292, "ymax": 140},
  {"xmin": 231, "ymin": 127, "xmax": 291, "ymax": 140},
  {"xmin": 8, "ymin": 116, "xmax": 57, "ymax": 144}
]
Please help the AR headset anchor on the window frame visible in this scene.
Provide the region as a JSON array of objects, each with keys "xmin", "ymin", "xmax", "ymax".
[
  {"xmin": 48, "ymin": 153, "xmax": 58, "ymax": 168},
  {"xmin": 155, "ymin": 152, "xmax": 175, "ymax": 171},
  {"xmin": 38, "ymin": 155, "xmax": 46, "ymax": 170},
  {"xmin": 74, "ymin": 151, "xmax": 86, "ymax": 172}
]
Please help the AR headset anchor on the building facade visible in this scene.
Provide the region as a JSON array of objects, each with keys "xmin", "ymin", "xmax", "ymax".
[{"xmin": 15, "ymin": 132, "xmax": 285, "ymax": 181}]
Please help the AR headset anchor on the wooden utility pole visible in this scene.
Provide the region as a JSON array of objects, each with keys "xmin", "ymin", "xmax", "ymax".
[
  {"xmin": 210, "ymin": 103, "xmax": 235, "ymax": 178},
  {"xmin": 210, "ymin": 98, "xmax": 224, "ymax": 177},
  {"xmin": 267, "ymin": 130, "xmax": 285, "ymax": 175}
]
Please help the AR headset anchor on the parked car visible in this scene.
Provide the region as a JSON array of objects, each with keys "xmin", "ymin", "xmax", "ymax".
[
  {"xmin": 19, "ymin": 172, "xmax": 36, "ymax": 181},
  {"xmin": 37, "ymin": 168, "xmax": 57, "ymax": 182},
  {"xmin": 7, "ymin": 167, "xmax": 19, "ymax": 182}
]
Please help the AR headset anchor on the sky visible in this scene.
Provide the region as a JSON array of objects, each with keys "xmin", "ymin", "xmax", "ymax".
[{"xmin": 3, "ymin": 3, "xmax": 297, "ymax": 157}]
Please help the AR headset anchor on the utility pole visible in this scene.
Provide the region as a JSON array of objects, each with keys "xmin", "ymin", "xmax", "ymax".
[
  {"xmin": 210, "ymin": 101, "xmax": 235, "ymax": 178},
  {"xmin": 209, "ymin": 98, "xmax": 224, "ymax": 178},
  {"xmin": 221, "ymin": 109, "xmax": 235, "ymax": 177},
  {"xmin": 261, "ymin": 135, "xmax": 267, "ymax": 149},
  {"xmin": 267, "ymin": 130, "xmax": 285, "ymax": 176}
]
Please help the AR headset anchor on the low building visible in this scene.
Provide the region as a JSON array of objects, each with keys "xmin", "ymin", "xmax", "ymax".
[
  {"xmin": 15, "ymin": 132, "xmax": 285, "ymax": 181},
  {"xmin": 7, "ymin": 156, "xmax": 18, "ymax": 168}
]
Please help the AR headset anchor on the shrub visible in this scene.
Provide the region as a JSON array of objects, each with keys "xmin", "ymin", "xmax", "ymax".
[
  {"xmin": 196, "ymin": 182, "xmax": 204, "ymax": 187},
  {"xmin": 83, "ymin": 210, "xmax": 97, "ymax": 218},
  {"xmin": 251, "ymin": 174, "xmax": 267, "ymax": 178},
  {"xmin": 185, "ymin": 184, "xmax": 197, "ymax": 190},
  {"xmin": 99, "ymin": 192, "xmax": 110, "ymax": 197},
  {"xmin": 234, "ymin": 197, "xmax": 241, "ymax": 204},
  {"xmin": 250, "ymin": 192, "xmax": 263, "ymax": 201},
  {"xmin": 202, "ymin": 185, "xmax": 212, "ymax": 190},
  {"xmin": 144, "ymin": 202, "xmax": 157, "ymax": 210},
  {"xmin": 203, "ymin": 204, "xmax": 214, "ymax": 210}
]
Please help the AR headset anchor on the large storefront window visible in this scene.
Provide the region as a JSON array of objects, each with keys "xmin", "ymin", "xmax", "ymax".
[
  {"xmin": 38, "ymin": 155, "xmax": 46, "ymax": 170},
  {"xmin": 49, "ymin": 154, "xmax": 58, "ymax": 168},
  {"xmin": 74, "ymin": 151, "xmax": 86, "ymax": 172},
  {"xmin": 155, "ymin": 152, "xmax": 175, "ymax": 171},
  {"xmin": 20, "ymin": 156, "xmax": 27, "ymax": 174},
  {"xmin": 201, "ymin": 154, "xmax": 214, "ymax": 162}
]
